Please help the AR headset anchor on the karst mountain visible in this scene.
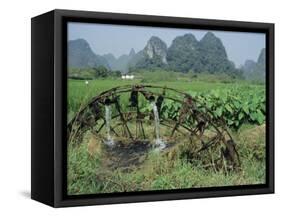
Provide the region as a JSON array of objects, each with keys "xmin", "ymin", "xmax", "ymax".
[{"xmin": 68, "ymin": 32, "xmax": 264, "ymax": 79}]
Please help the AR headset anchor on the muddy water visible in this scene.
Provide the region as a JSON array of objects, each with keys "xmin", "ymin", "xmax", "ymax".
[
  {"xmin": 103, "ymin": 140, "xmax": 153, "ymax": 171},
  {"xmin": 101, "ymin": 139, "xmax": 176, "ymax": 172}
]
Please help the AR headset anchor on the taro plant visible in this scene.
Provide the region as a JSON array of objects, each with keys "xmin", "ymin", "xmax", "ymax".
[{"xmin": 158, "ymin": 86, "xmax": 265, "ymax": 130}]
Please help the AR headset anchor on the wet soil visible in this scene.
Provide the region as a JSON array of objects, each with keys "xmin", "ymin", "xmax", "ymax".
[{"xmin": 102, "ymin": 140, "xmax": 174, "ymax": 171}]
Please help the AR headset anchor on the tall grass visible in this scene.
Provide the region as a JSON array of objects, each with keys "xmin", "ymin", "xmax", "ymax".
[{"xmin": 68, "ymin": 124, "xmax": 266, "ymax": 195}]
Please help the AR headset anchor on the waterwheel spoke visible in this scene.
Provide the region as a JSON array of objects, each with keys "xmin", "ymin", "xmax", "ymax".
[{"xmin": 114, "ymin": 100, "xmax": 133, "ymax": 139}]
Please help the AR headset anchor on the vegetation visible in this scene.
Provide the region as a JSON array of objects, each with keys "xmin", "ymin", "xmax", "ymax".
[
  {"xmin": 67, "ymin": 72, "xmax": 265, "ymax": 126},
  {"xmin": 67, "ymin": 71, "xmax": 266, "ymax": 195},
  {"xmin": 68, "ymin": 66, "xmax": 121, "ymax": 80},
  {"xmin": 158, "ymin": 86, "xmax": 265, "ymax": 129},
  {"xmin": 68, "ymin": 123, "xmax": 265, "ymax": 194}
]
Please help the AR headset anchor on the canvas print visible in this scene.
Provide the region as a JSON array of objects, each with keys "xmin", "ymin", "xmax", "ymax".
[{"xmin": 67, "ymin": 22, "xmax": 266, "ymax": 195}]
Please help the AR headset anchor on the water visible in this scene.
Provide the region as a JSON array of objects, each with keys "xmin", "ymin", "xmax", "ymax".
[
  {"xmin": 151, "ymin": 101, "xmax": 166, "ymax": 150},
  {"xmin": 105, "ymin": 105, "xmax": 114, "ymax": 146}
]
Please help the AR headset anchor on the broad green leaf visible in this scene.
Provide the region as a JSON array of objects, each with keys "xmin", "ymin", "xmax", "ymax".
[
  {"xmin": 238, "ymin": 112, "xmax": 244, "ymax": 120},
  {"xmin": 225, "ymin": 104, "xmax": 233, "ymax": 113},
  {"xmin": 228, "ymin": 120, "xmax": 234, "ymax": 125},
  {"xmin": 242, "ymin": 105, "xmax": 249, "ymax": 114},
  {"xmin": 215, "ymin": 107, "xmax": 223, "ymax": 116},
  {"xmin": 250, "ymin": 112, "xmax": 257, "ymax": 121},
  {"xmin": 256, "ymin": 109, "xmax": 265, "ymax": 124},
  {"xmin": 233, "ymin": 100, "xmax": 240, "ymax": 108}
]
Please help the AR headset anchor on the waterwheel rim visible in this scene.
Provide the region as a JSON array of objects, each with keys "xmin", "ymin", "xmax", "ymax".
[{"xmin": 67, "ymin": 84, "xmax": 240, "ymax": 170}]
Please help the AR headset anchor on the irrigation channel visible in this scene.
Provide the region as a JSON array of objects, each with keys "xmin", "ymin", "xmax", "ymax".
[{"xmin": 68, "ymin": 85, "xmax": 240, "ymax": 171}]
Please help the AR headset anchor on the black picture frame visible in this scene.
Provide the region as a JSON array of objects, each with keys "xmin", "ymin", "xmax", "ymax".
[{"xmin": 31, "ymin": 9, "xmax": 274, "ymax": 207}]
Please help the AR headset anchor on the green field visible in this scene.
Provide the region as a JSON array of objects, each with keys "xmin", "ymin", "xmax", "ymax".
[{"xmin": 67, "ymin": 74, "xmax": 266, "ymax": 195}]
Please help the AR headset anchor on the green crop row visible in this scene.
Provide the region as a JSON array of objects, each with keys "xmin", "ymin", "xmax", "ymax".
[{"xmin": 159, "ymin": 86, "xmax": 265, "ymax": 129}]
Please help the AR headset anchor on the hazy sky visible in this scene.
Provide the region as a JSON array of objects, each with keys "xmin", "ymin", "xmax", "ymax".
[{"xmin": 68, "ymin": 22, "xmax": 265, "ymax": 67}]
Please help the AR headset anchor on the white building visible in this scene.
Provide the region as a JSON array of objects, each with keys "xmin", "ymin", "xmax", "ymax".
[{"xmin": 121, "ymin": 74, "xmax": 134, "ymax": 80}]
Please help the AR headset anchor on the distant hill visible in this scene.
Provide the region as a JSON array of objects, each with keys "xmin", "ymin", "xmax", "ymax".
[
  {"xmin": 129, "ymin": 36, "xmax": 168, "ymax": 70},
  {"xmin": 68, "ymin": 33, "xmax": 262, "ymax": 78},
  {"xmin": 68, "ymin": 39, "xmax": 109, "ymax": 69},
  {"xmin": 167, "ymin": 32, "xmax": 236, "ymax": 74},
  {"xmin": 129, "ymin": 32, "xmax": 238, "ymax": 75},
  {"xmin": 241, "ymin": 48, "xmax": 265, "ymax": 81},
  {"xmin": 167, "ymin": 33, "xmax": 201, "ymax": 72},
  {"xmin": 257, "ymin": 48, "xmax": 266, "ymax": 73},
  {"xmin": 198, "ymin": 32, "xmax": 236, "ymax": 74},
  {"xmin": 103, "ymin": 48, "xmax": 136, "ymax": 73}
]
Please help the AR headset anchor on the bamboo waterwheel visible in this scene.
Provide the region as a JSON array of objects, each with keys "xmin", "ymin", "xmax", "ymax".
[{"xmin": 68, "ymin": 85, "xmax": 240, "ymax": 170}]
